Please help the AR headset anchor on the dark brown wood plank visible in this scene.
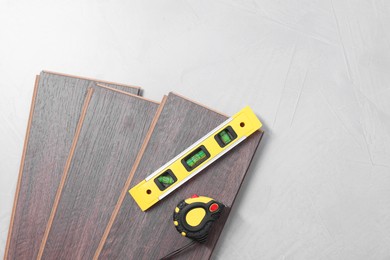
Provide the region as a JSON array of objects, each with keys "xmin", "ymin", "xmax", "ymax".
[
  {"xmin": 5, "ymin": 72, "xmax": 140, "ymax": 260},
  {"xmin": 96, "ymin": 92, "xmax": 263, "ymax": 260},
  {"xmin": 37, "ymin": 85, "xmax": 162, "ymax": 260}
]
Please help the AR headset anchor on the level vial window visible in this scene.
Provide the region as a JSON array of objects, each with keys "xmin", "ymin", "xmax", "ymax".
[
  {"xmin": 215, "ymin": 126, "xmax": 237, "ymax": 148},
  {"xmin": 182, "ymin": 145, "xmax": 210, "ymax": 171},
  {"xmin": 154, "ymin": 169, "xmax": 177, "ymax": 191}
]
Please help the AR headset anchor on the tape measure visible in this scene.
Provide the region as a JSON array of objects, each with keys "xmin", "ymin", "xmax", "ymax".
[
  {"xmin": 173, "ymin": 195, "xmax": 224, "ymax": 243},
  {"xmin": 130, "ymin": 106, "xmax": 262, "ymax": 211},
  {"xmin": 159, "ymin": 195, "xmax": 224, "ymax": 259}
]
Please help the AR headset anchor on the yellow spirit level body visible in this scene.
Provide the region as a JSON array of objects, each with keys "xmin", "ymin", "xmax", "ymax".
[{"xmin": 130, "ymin": 106, "xmax": 262, "ymax": 211}]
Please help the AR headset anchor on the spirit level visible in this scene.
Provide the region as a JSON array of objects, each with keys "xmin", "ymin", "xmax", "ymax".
[{"xmin": 130, "ymin": 106, "xmax": 262, "ymax": 211}]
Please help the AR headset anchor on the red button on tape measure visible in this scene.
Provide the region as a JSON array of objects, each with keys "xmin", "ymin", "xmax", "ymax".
[{"xmin": 209, "ymin": 203, "xmax": 219, "ymax": 212}]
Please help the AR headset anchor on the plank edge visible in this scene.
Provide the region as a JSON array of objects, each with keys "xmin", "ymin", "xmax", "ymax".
[
  {"xmin": 93, "ymin": 95, "xmax": 168, "ymax": 260},
  {"xmin": 36, "ymin": 88, "xmax": 95, "ymax": 260},
  {"xmin": 170, "ymin": 92, "xmax": 229, "ymax": 117},
  {"xmin": 96, "ymin": 84, "xmax": 159, "ymax": 105},
  {"xmin": 209, "ymin": 131, "xmax": 264, "ymax": 259},
  {"xmin": 4, "ymin": 75, "xmax": 40, "ymax": 260},
  {"xmin": 42, "ymin": 70, "xmax": 141, "ymax": 92}
]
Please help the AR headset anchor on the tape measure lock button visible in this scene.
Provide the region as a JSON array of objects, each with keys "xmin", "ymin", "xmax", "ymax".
[{"xmin": 209, "ymin": 203, "xmax": 219, "ymax": 212}]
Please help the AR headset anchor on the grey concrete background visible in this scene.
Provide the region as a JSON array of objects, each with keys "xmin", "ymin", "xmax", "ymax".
[{"xmin": 1, "ymin": 0, "xmax": 389, "ymax": 259}]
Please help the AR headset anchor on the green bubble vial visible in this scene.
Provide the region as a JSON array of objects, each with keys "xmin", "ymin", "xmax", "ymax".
[
  {"xmin": 186, "ymin": 150, "xmax": 206, "ymax": 168},
  {"xmin": 219, "ymin": 130, "xmax": 232, "ymax": 145},
  {"xmin": 158, "ymin": 175, "xmax": 175, "ymax": 185}
]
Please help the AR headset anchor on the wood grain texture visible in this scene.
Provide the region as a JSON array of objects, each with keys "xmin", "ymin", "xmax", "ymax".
[
  {"xmin": 5, "ymin": 72, "xmax": 139, "ymax": 260},
  {"xmin": 38, "ymin": 85, "xmax": 161, "ymax": 260},
  {"xmin": 96, "ymin": 92, "xmax": 263, "ymax": 260}
]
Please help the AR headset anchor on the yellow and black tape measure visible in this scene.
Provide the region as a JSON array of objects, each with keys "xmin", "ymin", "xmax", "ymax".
[
  {"xmin": 173, "ymin": 195, "xmax": 224, "ymax": 243},
  {"xmin": 159, "ymin": 195, "xmax": 224, "ymax": 259}
]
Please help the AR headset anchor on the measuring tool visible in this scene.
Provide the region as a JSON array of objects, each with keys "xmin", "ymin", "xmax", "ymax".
[
  {"xmin": 130, "ymin": 106, "xmax": 262, "ymax": 211},
  {"xmin": 173, "ymin": 195, "xmax": 224, "ymax": 243},
  {"xmin": 159, "ymin": 195, "xmax": 224, "ymax": 259}
]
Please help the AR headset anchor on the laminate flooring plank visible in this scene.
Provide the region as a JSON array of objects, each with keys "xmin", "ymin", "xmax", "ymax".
[
  {"xmin": 38, "ymin": 85, "xmax": 162, "ymax": 260},
  {"xmin": 5, "ymin": 71, "xmax": 139, "ymax": 260},
  {"xmin": 96, "ymin": 92, "xmax": 263, "ymax": 260}
]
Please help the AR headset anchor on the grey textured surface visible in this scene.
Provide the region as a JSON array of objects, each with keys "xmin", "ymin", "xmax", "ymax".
[{"xmin": 1, "ymin": 1, "xmax": 390, "ymax": 259}]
